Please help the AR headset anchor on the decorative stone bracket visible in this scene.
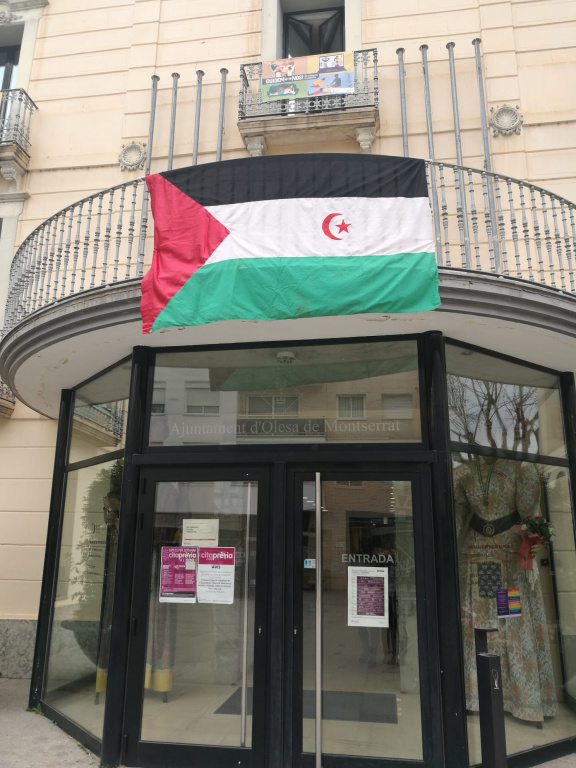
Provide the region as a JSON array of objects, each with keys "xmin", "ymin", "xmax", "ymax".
[
  {"xmin": 0, "ymin": 160, "xmax": 25, "ymax": 191},
  {"xmin": 356, "ymin": 126, "xmax": 376, "ymax": 154},
  {"xmin": 245, "ymin": 135, "xmax": 267, "ymax": 158},
  {"xmin": 0, "ymin": 141, "xmax": 30, "ymax": 192}
]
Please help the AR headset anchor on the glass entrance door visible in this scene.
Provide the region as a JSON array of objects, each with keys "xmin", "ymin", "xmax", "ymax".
[
  {"xmin": 291, "ymin": 470, "xmax": 440, "ymax": 767},
  {"xmin": 125, "ymin": 468, "xmax": 269, "ymax": 768}
]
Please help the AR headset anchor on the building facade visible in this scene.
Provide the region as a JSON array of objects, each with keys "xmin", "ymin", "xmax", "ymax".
[{"xmin": 1, "ymin": 1, "xmax": 576, "ymax": 767}]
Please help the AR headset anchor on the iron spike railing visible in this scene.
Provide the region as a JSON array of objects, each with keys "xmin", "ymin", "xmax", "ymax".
[{"xmin": 3, "ymin": 163, "xmax": 576, "ymax": 336}]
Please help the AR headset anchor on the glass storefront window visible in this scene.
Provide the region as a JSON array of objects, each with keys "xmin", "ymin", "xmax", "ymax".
[
  {"xmin": 446, "ymin": 344, "xmax": 566, "ymax": 458},
  {"xmin": 69, "ymin": 359, "xmax": 132, "ymax": 465},
  {"xmin": 149, "ymin": 341, "xmax": 421, "ymax": 446},
  {"xmin": 452, "ymin": 453, "xmax": 576, "ymax": 763},
  {"xmin": 45, "ymin": 458, "xmax": 123, "ymax": 738}
]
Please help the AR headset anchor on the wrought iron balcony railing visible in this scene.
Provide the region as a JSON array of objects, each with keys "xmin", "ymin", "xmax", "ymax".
[
  {"xmin": 3, "ymin": 161, "xmax": 576, "ymax": 335},
  {"xmin": 0, "ymin": 89, "xmax": 38, "ymax": 154},
  {"xmin": 74, "ymin": 403, "xmax": 125, "ymax": 439},
  {"xmin": 238, "ymin": 49, "xmax": 378, "ymax": 120}
]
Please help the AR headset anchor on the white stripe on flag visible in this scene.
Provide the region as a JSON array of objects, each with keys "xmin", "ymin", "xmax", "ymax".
[{"xmin": 204, "ymin": 197, "xmax": 434, "ymax": 265}]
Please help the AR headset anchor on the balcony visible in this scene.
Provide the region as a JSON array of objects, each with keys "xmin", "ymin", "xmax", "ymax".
[
  {"xmin": 0, "ymin": 89, "xmax": 38, "ymax": 192},
  {"xmin": 237, "ymin": 49, "xmax": 380, "ymax": 154},
  {"xmin": 2, "ymin": 160, "xmax": 576, "ymax": 417}
]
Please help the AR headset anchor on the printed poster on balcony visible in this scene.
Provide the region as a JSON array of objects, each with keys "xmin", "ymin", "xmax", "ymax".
[
  {"xmin": 347, "ymin": 566, "xmax": 388, "ymax": 628},
  {"xmin": 197, "ymin": 547, "xmax": 236, "ymax": 604},
  {"xmin": 261, "ymin": 51, "xmax": 354, "ymax": 103},
  {"xmin": 159, "ymin": 546, "xmax": 197, "ymax": 603},
  {"xmin": 182, "ymin": 518, "xmax": 219, "ymax": 547}
]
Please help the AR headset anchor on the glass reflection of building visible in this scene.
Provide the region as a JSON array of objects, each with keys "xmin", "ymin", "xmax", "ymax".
[{"xmin": 26, "ymin": 336, "xmax": 576, "ymax": 768}]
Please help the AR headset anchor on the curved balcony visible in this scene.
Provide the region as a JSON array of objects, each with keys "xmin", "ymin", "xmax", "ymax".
[{"xmin": 2, "ymin": 161, "xmax": 576, "ymax": 417}]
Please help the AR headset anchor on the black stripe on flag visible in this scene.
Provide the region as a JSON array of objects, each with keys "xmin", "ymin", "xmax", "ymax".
[{"xmin": 159, "ymin": 153, "xmax": 428, "ymax": 207}]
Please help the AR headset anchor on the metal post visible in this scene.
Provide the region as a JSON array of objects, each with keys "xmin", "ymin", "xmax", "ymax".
[
  {"xmin": 240, "ymin": 482, "xmax": 252, "ymax": 747},
  {"xmin": 396, "ymin": 48, "xmax": 409, "ymax": 157},
  {"xmin": 216, "ymin": 68, "xmax": 228, "ymax": 162},
  {"xmin": 420, "ymin": 45, "xmax": 443, "ymax": 264},
  {"xmin": 167, "ymin": 72, "xmax": 180, "ymax": 171},
  {"xmin": 192, "ymin": 70, "xmax": 204, "ymax": 166},
  {"xmin": 473, "ymin": 38, "xmax": 501, "ymax": 269},
  {"xmin": 144, "ymin": 75, "xmax": 159, "ymax": 176},
  {"xmin": 315, "ymin": 472, "xmax": 322, "ymax": 768},
  {"xmin": 474, "ymin": 629, "xmax": 507, "ymax": 768},
  {"xmin": 446, "ymin": 42, "xmax": 471, "ymax": 267},
  {"xmin": 136, "ymin": 75, "xmax": 159, "ymax": 276}
]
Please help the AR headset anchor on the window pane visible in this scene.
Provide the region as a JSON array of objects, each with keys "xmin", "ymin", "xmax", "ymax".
[
  {"xmin": 338, "ymin": 395, "xmax": 365, "ymax": 419},
  {"xmin": 140, "ymin": 480, "xmax": 258, "ymax": 747},
  {"xmin": 453, "ymin": 453, "xmax": 576, "ymax": 762},
  {"xmin": 446, "ymin": 344, "xmax": 566, "ymax": 458},
  {"xmin": 69, "ymin": 360, "xmax": 132, "ymax": 464},
  {"xmin": 303, "ymin": 480, "xmax": 423, "ymax": 759},
  {"xmin": 150, "ymin": 341, "xmax": 421, "ymax": 446},
  {"xmin": 44, "ymin": 459, "xmax": 124, "ymax": 737}
]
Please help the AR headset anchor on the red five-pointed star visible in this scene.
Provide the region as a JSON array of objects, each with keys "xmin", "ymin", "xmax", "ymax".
[{"xmin": 337, "ymin": 220, "xmax": 350, "ymax": 233}]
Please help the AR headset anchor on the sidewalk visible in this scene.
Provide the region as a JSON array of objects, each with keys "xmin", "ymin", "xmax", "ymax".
[{"xmin": 0, "ymin": 677, "xmax": 574, "ymax": 768}]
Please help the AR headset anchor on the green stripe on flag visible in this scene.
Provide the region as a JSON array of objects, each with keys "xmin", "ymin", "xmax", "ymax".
[{"xmin": 150, "ymin": 252, "xmax": 440, "ymax": 332}]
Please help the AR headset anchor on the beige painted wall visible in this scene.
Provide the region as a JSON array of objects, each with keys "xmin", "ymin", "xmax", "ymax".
[
  {"xmin": 1, "ymin": 0, "xmax": 576, "ymax": 620},
  {"xmin": 0, "ymin": 402, "xmax": 56, "ymax": 618}
]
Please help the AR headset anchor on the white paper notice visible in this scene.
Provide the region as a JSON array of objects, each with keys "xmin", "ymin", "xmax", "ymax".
[
  {"xmin": 347, "ymin": 566, "xmax": 389, "ymax": 627},
  {"xmin": 182, "ymin": 518, "xmax": 219, "ymax": 547},
  {"xmin": 197, "ymin": 547, "xmax": 235, "ymax": 604}
]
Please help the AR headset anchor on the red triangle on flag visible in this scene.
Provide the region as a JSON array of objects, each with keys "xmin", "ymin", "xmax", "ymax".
[{"xmin": 141, "ymin": 174, "xmax": 230, "ymax": 333}]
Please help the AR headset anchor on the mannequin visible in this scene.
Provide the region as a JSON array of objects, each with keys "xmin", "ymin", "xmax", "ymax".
[{"xmin": 454, "ymin": 456, "xmax": 557, "ymax": 725}]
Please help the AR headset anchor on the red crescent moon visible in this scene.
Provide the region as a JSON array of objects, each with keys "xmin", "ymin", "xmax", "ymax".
[{"xmin": 322, "ymin": 212, "xmax": 343, "ymax": 240}]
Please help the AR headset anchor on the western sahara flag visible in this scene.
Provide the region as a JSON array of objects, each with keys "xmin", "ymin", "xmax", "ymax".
[{"xmin": 141, "ymin": 154, "xmax": 439, "ymax": 333}]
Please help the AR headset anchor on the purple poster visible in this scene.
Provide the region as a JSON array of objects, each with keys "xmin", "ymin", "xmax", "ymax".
[
  {"xmin": 356, "ymin": 576, "xmax": 386, "ymax": 617},
  {"xmin": 347, "ymin": 566, "xmax": 389, "ymax": 627},
  {"xmin": 159, "ymin": 546, "xmax": 197, "ymax": 603}
]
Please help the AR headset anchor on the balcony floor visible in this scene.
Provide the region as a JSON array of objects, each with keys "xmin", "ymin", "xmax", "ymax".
[{"xmin": 2, "ymin": 269, "xmax": 576, "ymax": 417}]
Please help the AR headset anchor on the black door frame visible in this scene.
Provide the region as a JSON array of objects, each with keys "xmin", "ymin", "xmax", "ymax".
[
  {"xmin": 285, "ymin": 463, "xmax": 442, "ymax": 768},
  {"xmin": 122, "ymin": 465, "xmax": 272, "ymax": 768}
]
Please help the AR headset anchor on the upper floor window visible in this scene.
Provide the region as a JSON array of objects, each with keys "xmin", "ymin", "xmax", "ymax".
[
  {"xmin": 247, "ymin": 395, "xmax": 299, "ymax": 417},
  {"xmin": 0, "ymin": 46, "xmax": 19, "ymax": 89},
  {"xmin": 284, "ymin": 7, "xmax": 344, "ymax": 58},
  {"xmin": 337, "ymin": 394, "xmax": 365, "ymax": 419},
  {"xmin": 382, "ymin": 394, "xmax": 414, "ymax": 421}
]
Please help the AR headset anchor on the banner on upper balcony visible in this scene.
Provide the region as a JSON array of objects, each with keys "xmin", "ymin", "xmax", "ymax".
[
  {"xmin": 260, "ymin": 51, "xmax": 355, "ymax": 103},
  {"xmin": 141, "ymin": 153, "xmax": 440, "ymax": 334}
]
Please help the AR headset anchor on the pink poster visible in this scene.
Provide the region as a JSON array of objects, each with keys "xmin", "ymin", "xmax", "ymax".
[{"xmin": 159, "ymin": 546, "xmax": 198, "ymax": 603}]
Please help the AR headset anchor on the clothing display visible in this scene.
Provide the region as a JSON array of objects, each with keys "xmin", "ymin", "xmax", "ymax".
[{"xmin": 454, "ymin": 457, "xmax": 557, "ymax": 723}]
